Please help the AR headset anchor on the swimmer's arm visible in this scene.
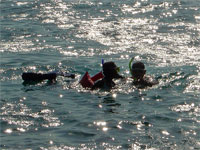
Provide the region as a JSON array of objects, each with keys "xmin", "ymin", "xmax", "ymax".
[
  {"xmin": 146, "ymin": 80, "xmax": 159, "ymax": 87},
  {"xmin": 144, "ymin": 76, "xmax": 159, "ymax": 86},
  {"xmin": 152, "ymin": 80, "xmax": 159, "ymax": 85}
]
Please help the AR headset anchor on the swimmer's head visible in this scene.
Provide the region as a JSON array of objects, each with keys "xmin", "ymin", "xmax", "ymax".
[
  {"xmin": 131, "ymin": 61, "xmax": 146, "ymax": 80},
  {"xmin": 103, "ymin": 61, "xmax": 122, "ymax": 79}
]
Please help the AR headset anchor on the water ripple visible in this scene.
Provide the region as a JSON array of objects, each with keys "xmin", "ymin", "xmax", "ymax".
[{"xmin": 1, "ymin": 0, "xmax": 200, "ymax": 149}]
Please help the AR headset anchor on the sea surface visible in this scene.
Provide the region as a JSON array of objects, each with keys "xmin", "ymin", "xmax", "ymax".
[{"xmin": 0, "ymin": 0, "xmax": 200, "ymax": 149}]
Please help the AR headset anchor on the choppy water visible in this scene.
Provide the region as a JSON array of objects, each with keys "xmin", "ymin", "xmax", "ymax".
[{"xmin": 0, "ymin": 0, "xmax": 200, "ymax": 149}]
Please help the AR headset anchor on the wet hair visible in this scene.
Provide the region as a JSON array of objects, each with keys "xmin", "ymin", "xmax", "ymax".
[
  {"xmin": 132, "ymin": 61, "xmax": 145, "ymax": 70},
  {"xmin": 131, "ymin": 61, "xmax": 146, "ymax": 78},
  {"xmin": 103, "ymin": 61, "xmax": 117, "ymax": 70},
  {"xmin": 103, "ymin": 61, "xmax": 121, "ymax": 79}
]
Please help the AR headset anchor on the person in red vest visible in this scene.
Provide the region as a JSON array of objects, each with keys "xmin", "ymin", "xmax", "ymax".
[{"xmin": 91, "ymin": 61, "xmax": 123, "ymax": 90}]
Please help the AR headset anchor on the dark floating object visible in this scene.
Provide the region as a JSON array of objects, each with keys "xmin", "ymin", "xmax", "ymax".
[{"xmin": 22, "ymin": 72, "xmax": 75, "ymax": 82}]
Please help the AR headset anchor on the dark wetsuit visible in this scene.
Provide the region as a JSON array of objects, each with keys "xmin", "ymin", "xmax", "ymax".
[
  {"xmin": 91, "ymin": 78, "xmax": 115, "ymax": 90},
  {"xmin": 132, "ymin": 76, "xmax": 158, "ymax": 88},
  {"xmin": 22, "ymin": 72, "xmax": 57, "ymax": 82}
]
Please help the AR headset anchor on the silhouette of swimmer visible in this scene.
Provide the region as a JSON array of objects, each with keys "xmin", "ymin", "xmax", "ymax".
[
  {"xmin": 91, "ymin": 61, "xmax": 123, "ymax": 90},
  {"xmin": 130, "ymin": 61, "xmax": 158, "ymax": 88},
  {"xmin": 22, "ymin": 72, "xmax": 75, "ymax": 85}
]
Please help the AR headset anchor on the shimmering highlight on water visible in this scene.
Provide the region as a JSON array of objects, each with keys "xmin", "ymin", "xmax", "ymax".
[{"xmin": 1, "ymin": 0, "xmax": 200, "ymax": 149}]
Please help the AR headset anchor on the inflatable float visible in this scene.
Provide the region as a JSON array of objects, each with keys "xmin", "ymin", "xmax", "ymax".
[
  {"xmin": 80, "ymin": 59, "xmax": 104, "ymax": 88},
  {"xmin": 79, "ymin": 71, "xmax": 104, "ymax": 88}
]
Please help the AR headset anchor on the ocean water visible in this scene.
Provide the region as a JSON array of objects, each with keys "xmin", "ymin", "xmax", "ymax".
[{"xmin": 0, "ymin": 0, "xmax": 200, "ymax": 149}]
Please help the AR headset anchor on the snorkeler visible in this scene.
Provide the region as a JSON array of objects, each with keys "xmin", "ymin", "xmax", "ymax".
[
  {"xmin": 129, "ymin": 58, "xmax": 158, "ymax": 88},
  {"xmin": 91, "ymin": 61, "xmax": 123, "ymax": 90},
  {"xmin": 22, "ymin": 71, "xmax": 75, "ymax": 84}
]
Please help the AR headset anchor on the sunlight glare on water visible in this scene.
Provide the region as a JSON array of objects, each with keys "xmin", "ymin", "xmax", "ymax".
[{"xmin": 0, "ymin": 0, "xmax": 200, "ymax": 149}]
